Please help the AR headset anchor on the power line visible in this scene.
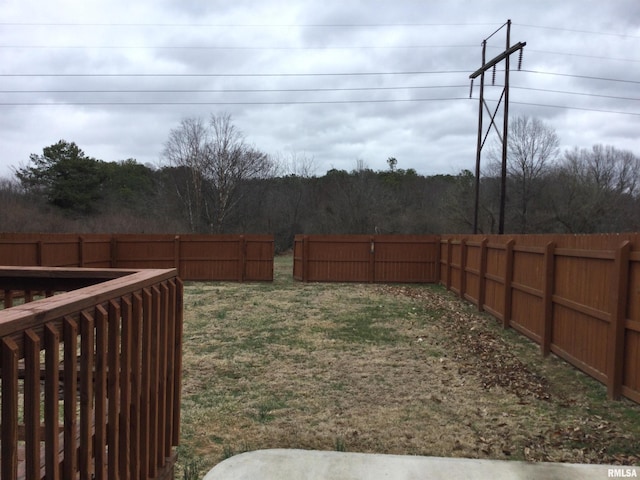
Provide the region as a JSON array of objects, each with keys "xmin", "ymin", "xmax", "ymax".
[
  {"xmin": 481, "ymin": 98, "xmax": 640, "ymax": 117},
  {"xmin": 0, "ymin": 70, "xmax": 471, "ymax": 78},
  {"xmin": 523, "ymin": 49, "xmax": 640, "ymax": 64},
  {"xmin": 520, "ymin": 69, "xmax": 640, "ymax": 85},
  {"xmin": 0, "ymin": 21, "xmax": 500, "ymax": 28},
  {"xmin": 4, "ymin": 85, "xmax": 638, "ymax": 103},
  {"xmin": 0, "ymin": 44, "xmax": 478, "ymax": 51},
  {"xmin": 514, "ymin": 23, "xmax": 640, "ymax": 39},
  {"xmin": 496, "ymin": 85, "xmax": 640, "ymax": 102},
  {"xmin": 0, "ymin": 85, "xmax": 468, "ymax": 94},
  {"xmin": 0, "ymin": 97, "xmax": 469, "ymax": 106},
  {"xmin": 2, "ymin": 96, "xmax": 638, "ymax": 117},
  {"xmin": 510, "ymin": 100, "xmax": 640, "ymax": 116},
  {"xmin": 2, "ymin": 69, "xmax": 636, "ymax": 85}
]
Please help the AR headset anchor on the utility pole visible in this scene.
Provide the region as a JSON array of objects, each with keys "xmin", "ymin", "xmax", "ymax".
[{"xmin": 469, "ymin": 20, "xmax": 525, "ymax": 234}]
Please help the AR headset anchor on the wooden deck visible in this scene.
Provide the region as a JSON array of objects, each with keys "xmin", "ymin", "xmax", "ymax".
[{"xmin": 0, "ymin": 266, "xmax": 183, "ymax": 480}]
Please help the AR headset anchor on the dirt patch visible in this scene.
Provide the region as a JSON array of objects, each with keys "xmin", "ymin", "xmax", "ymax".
[{"xmin": 177, "ymin": 256, "xmax": 640, "ymax": 477}]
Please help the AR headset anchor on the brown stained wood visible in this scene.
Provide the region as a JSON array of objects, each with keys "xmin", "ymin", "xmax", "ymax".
[
  {"xmin": 148, "ymin": 286, "xmax": 161, "ymax": 478},
  {"xmin": 441, "ymin": 233, "xmax": 640, "ymax": 406},
  {"xmin": 1, "ymin": 264, "xmax": 182, "ymax": 480},
  {"xmin": 44, "ymin": 323, "xmax": 61, "ymax": 480},
  {"xmin": 293, "ymin": 235, "xmax": 439, "ymax": 283},
  {"xmin": 107, "ymin": 300, "xmax": 121, "ymax": 480},
  {"xmin": 140, "ymin": 288, "xmax": 153, "ymax": 480},
  {"xmin": 24, "ymin": 329, "xmax": 42, "ymax": 480},
  {"xmin": 94, "ymin": 305, "xmax": 108, "ymax": 480},
  {"xmin": 502, "ymin": 240, "xmax": 515, "ymax": 329},
  {"xmin": 172, "ymin": 278, "xmax": 184, "ymax": 447},
  {"xmin": 2, "ymin": 337, "xmax": 19, "ymax": 480},
  {"xmin": 63, "ymin": 317, "xmax": 79, "ymax": 480},
  {"xmin": 542, "ymin": 242, "xmax": 556, "ymax": 357},
  {"xmin": 119, "ymin": 296, "xmax": 133, "ymax": 480},
  {"xmin": 478, "ymin": 238, "xmax": 488, "ymax": 312},
  {"xmin": 130, "ymin": 292, "xmax": 144, "ymax": 480},
  {"xmin": 0, "ymin": 268, "xmax": 178, "ymax": 339},
  {"xmin": 157, "ymin": 283, "xmax": 169, "ymax": 466},
  {"xmin": 164, "ymin": 280, "xmax": 177, "ymax": 457},
  {"xmin": 0, "ymin": 232, "xmax": 274, "ymax": 281},
  {"xmin": 608, "ymin": 241, "xmax": 631, "ymax": 400},
  {"xmin": 79, "ymin": 311, "xmax": 95, "ymax": 480}
]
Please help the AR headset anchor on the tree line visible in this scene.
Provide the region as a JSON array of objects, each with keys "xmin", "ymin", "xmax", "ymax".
[{"xmin": 3, "ymin": 114, "xmax": 639, "ymax": 252}]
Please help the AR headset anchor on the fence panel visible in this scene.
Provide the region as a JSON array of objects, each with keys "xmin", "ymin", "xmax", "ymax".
[
  {"xmin": 551, "ymin": 250, "xmax": 614, "ymax": 382},
  {"xmin": 483, "ymin": 243, "xmax": 506, "ymax": 321},
  {"xmin": 294, "ymin": 235, "xmax": 439, "ymax": 283},
  {"xmin": 462, "ymin": 240, "xmax": 482, "ymax": 307},
  {"xmin": 0, "ymin": 233, "xmax": 274, "ymax": 281},
  {"xmin": 373, "ymin": 235, "xmax": 439, "ymax": 283},
  {"xmin": 245, "ymin": 236, "xmax": 275, "ymax": 282},
  {"xmin": 79, "ymin": 236, "xmax": 113, "ymax": 267},
  {"xmin": 510, "ymin": 246, "xmax": 546, "ymax": 342},
  {"xmin": 626, "ymin": 253, "xmax": 640, "ymax": 402},
  {"xmin": 440, "ymin": 233, "xmax": 640, "ymax": 405},
  {"xmin": 0, "ymin": 240, "xmax": 39, "ymax": 266}
]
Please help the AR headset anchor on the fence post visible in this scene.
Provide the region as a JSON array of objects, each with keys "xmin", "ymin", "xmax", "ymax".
[
  {"xmin": 369, "ymin": 236, "xmax": 375, "ymax": 283},
  {"xmin": 303, "ymin": 235, "xmax": 310, "ymax": 282},
  {"xmin": 110, "ymin": 237, "xmax": 118, "ymax": 268},
  {"xmin": 174, "ymin": 235, "xmax": 181, "ymax": 275},
  {"xmin": 502, "ymin": 239, "xmax": 515, "ymax": 329},
  {"xmin": 478, "ymin": 238, "xmax": 488, "ymax": 312},
  {"xmin": 238, "ymin": 235, "xmax": 246, "ymax": 282},
  {"xmin": 445, "ymin": 238, "xmax": 452, "ymax": 290},
  {"xmin": 435, "ymin": 236, "xmax": 442, "ymax": 284},
  {"xmin": 607, "ymin": 241, "xmax": 631, "ymax": 400},
  {"xmin": 37, "ymin": 240, "xmax": 43, "ymax": 266},
  {"xmin": 459, "ymin": 238, "xmax": 467, "ymax": 300},
  {"xmin": 541, "ymin": 242, "xmax": 556, "ymax": 357},
  {"xmin": 78, "ymin": 236, "xmax": 85, "ymax": 267}
]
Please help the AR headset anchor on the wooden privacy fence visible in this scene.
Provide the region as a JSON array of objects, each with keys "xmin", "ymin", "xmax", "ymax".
[
  {"xmin": 440, "ymin": 233, "xmax": 640, "ymax": 404},
  {"xmin": 0, "ymin": 233, "xmax": 274, "ymax": 281},
  {"xmin": 293, "ymin": 235, "xmax": 440, "ymax": 283},
  {"xmin": 0, "ymin": 266, "xmax": 183, "ymax": 480}
]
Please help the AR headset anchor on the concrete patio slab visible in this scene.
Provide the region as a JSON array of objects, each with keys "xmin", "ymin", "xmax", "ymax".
[{"xmin": 202, "ymin": 449, "xmax": 636, "ymax": 480}]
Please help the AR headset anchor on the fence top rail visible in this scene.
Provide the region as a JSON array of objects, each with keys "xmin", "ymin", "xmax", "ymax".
[
  {"xmin": 554, "ymin": 248, "xmax": 615, "ymax": 260},
  {"xmin": 0, "ymin": 267, "xmax": 177, "ymax": 338},
  {"xmin": 0, "ymin": 266, "xmax": 141, "ymax": 291},
  {"xmin": 0, "ymin": 266, "xmax": 138, "ymax": 278},
  {"xmin": 296, "ymin": 234, "xmax": 439, "ymax": 242}
]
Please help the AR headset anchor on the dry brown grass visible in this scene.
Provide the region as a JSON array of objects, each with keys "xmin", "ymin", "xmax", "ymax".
[{"xmin": 177, "ymin": 254, "xmax": 640, "ymax": 477}]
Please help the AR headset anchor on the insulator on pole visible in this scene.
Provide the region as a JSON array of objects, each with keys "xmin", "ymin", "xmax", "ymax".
[
  {"xmin": 518, "ymin": 49, "xmax": 524, "ymax": 70},
  {"xmin": 469, "ymin": 79, "xmax": 474, "ymax": 98},
  {"xmin": 492, "ymin": 65, "xmax": 496, "ymax": 85}
]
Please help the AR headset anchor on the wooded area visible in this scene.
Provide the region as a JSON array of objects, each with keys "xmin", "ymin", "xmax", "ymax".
[{"xmin": 2, "ymin": 115, "xmax": 639, "ymax": 252}]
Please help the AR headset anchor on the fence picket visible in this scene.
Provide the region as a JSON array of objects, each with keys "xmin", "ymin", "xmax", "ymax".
[{"xmin": 608, "ymin": 241, "xmax": 631, "ymax": 400}]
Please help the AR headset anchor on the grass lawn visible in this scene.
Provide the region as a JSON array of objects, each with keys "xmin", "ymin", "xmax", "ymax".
[{"xmin": 176, "ymin": 254, "xmax": 640, "ymax": 478}]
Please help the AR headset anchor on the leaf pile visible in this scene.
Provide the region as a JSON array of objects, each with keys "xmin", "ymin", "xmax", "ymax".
[
  {"xmin": 378, "ymin": 284, "xmax": 640, "ymax": 465},
  {"xmin": 379, "ymin": 285, "xmax": 551, "ymax": 401}
]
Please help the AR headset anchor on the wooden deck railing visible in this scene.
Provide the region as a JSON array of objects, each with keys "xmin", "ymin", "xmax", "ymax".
[{"xmin": 0, "ymin": 266, "xmax": 183, "ymax": 480}]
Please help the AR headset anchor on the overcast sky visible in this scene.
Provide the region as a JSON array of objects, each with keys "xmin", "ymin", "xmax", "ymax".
[{"xmin": 1, "ymin": 0, "xmax": 639, "ymax": 179}]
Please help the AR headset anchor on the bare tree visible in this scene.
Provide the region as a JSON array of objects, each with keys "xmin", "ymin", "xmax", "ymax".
[
  {"xmin": 162, "ymin": 117, "xmax": 209, "ymax": 231},
  {"xmin": 487, "ymin": 115, "xmax": 559, "ymax": 232},
  {"xmin": 162, "ymin": 113, "xmax": 274, "ymax": 233},
  {"xmin": 550, "ymin": 145, "xmax": 640, "ymax": 232}
]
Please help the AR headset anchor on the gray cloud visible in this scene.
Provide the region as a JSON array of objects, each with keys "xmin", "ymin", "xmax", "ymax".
[{"xmin": 1, "ymin": 0, "xmax": 638, "ymax": 178}]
